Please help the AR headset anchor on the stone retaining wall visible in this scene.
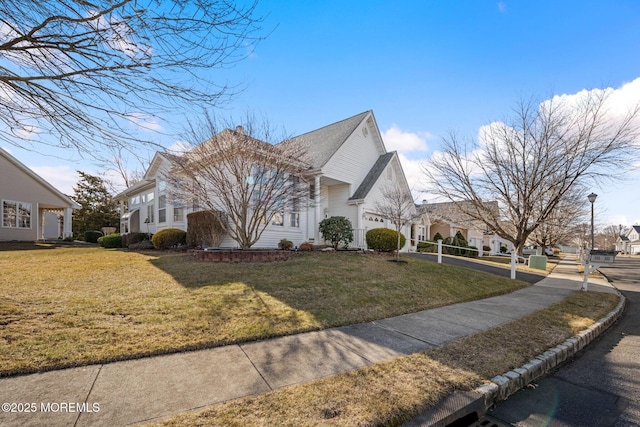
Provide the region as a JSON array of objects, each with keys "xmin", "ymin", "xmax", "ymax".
[{"xmin": 191, "ymin": 249, "xmax": 293, "ymax": 263}]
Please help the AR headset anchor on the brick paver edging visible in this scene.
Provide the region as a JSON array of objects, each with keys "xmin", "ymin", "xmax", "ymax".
[{"xmin": 407, "ymin": 290, "xmax": 626, "ymax": 427}]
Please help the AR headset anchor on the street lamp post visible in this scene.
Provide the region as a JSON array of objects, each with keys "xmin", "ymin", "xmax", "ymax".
[
  {"xmin": 582, "ymin": 192, "xmax": 598, "ymax": 291},
  {"xmin": 588, "ymin": 193, "xmax": 597, "ymax": 249}
]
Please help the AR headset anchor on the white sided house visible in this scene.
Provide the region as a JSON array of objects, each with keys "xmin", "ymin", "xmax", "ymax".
[
  {"xmin": 616, "ymin": 225, "xmax": 640, "ymax": 254},
  {"xmin": 1, "ymin": 148, "xmax": 80, "ymax": 241},
  {"xmin": 415, "ymin": 200, "xmax": 513, "ymax": 254},
  {"xmin": 115, "ymin": 111, "xmax": 417, "ymax": 250}
]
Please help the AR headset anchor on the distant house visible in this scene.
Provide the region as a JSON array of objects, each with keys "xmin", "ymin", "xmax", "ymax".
[
  {"xmin": 0, "ymin": 149, "xmax": 79, "ymax": 241},
  {"xmin": 415, "ymin": 200, "xmax": 512, "ymax": 254},
  {"xmin": 616, "ymin": 225, "xmax": 640, "ymax": 254},
  {"xmin": 115, "ymin": 110, "xmax": 417, "ymax": 250}
]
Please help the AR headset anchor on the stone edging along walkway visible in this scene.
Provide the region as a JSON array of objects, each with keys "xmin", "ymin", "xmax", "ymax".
[{"xmin": 408, "ymin": 290, "xmax": 627, "ymax": 427}]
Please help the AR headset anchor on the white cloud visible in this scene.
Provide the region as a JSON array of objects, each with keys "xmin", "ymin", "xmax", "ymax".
[
  {"xmin": 166, "ymin": 140, "xmax": 191, "ymax": 154},
  {"xmin": 127, "ymin": 112, "xmax": 164, "ymax": 132},
  {"xmin": 382, "ymin": 124, "xmax": 431, "ymax": 153},
  {"xmin": 29, "ymin": 165, "xmax": 80, "ymax": 195},
  {"xmin": 497, "ymin": 2, "xmax": 507, "ymax": 13},
  {"xmin": 546, "ymin": 77, "xmax": 640, "ymax": 139},
  {"xmin": 395, "ymin": 152, "xmax": 432, "ymax": 203}
]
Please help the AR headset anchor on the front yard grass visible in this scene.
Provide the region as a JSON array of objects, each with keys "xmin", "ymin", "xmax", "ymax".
[
  {"xmin": 0, "ymin": 243, "xmax": 528, "ymax": 376},
  {"xmin": 150, "ymin": 291, "xmax": 619, "ymax": 427}
]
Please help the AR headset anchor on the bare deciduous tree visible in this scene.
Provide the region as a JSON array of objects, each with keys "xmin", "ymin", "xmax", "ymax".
[
  {"xmin": 424, "ymin": 90, "xmax": 640, "ymax": 255},
  {"xmin": 530, "ymin": 184, "xmax": 588, "ymax": 248},
  {"xmin": 375, "ymin": 182, "xmax": 416, "ymax": 261},
  {"xmin": 600, "ymin": 224, "xmax": 627, "ymax": 250},
  {"xmin": 166, "ymin": 114, "xmax": 309, "ymax": 249},
  {"xmin": 0, "ymin": 0, "xmax": 263, "ymax": 156}
]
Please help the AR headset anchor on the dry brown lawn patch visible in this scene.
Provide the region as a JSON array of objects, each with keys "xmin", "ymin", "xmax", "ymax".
[
  {"xmin": 149, "ymin": 291, "xmax": 619, "ymax": 427},
  {"xmin": 0, "ymin": 242, "xmax": 527, "ymax": 376}
]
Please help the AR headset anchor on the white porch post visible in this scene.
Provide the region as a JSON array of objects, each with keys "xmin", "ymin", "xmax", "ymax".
[
  {"xmin": 314, "ymin": 176, "xmax": 321, "ymax": 243},
  {"xmin": 63, "ymin": 208, "xmax": 73, "ymax": 238},
  {"xmin": 410, "ymin": 223, "xmax": 417, "ymax": 251},
  {"xmin": 40, "ymin": 208, "xmax": 46, "ymax": 240}
]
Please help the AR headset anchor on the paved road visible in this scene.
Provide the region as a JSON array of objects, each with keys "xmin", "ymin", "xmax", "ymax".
[
  {"xmin": 407, "ymin": 253, "xmax": 547, "ymax": 285},
  {"xmin": 482, "ymin": 255, "xmax": 640, "ymax": 427}
]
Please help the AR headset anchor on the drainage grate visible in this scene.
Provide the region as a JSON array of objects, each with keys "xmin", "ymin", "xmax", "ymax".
[{"xmin": 467, "ymin": 415, "xmax": 513, "ymax": 427}]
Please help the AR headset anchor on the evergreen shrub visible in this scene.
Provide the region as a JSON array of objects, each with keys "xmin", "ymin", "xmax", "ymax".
[
  {"xmin": 152, "ymin": 228, "xmax": 187, "ymax": 250},
  {"xmin": 84, "ymin": 230, "xmax": 103, "ymax": 243},
  {"xmin": 366, "ymin": 228, "xmax": 406, "ymax": 252},
  {"xmin": 98, "ymin": 233, "xmax": 122, "ymax": 248}
]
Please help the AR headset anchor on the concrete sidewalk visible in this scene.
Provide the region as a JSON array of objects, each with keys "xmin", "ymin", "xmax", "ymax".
[{"xmin": 0, "ymin": 255, "xmax": 620, "ymax": 427}]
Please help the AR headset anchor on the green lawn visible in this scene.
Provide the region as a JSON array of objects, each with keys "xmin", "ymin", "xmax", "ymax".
[{"xmin": 0, "ymin": 242, "xmax": 528, "ymax": 376}]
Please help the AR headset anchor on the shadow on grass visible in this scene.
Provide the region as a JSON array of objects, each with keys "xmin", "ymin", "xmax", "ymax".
[
  {"xmin": 0, "ymin": 241, "xmax": 97, "ymax": 251},
  {"xmin": 146, "ymin": 251, "xmax": 532, "ymax": 330}
]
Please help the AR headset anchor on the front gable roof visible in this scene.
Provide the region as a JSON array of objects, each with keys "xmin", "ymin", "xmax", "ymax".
[
  {"xmin": 0, "ymin": 148, "xmax": 80, "ymax": 209},
  {"xmin": 286, "ymin": 110, "xmax": 372, "ymax": 169},
  {"xmin": 349, "ymin": 152, "xmax": 395, "ymax": 201},
  {"xmin": 144, "ymin": 152, "xmax": 172, "ymax": 180}
]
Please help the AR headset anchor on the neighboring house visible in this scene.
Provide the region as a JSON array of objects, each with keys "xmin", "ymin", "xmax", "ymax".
[
  {"xmin": 415, "ymin": 200, "xmax": 512, "ymax": 254},
  {"xmin": 0, "ymin": 148, "xmax": 80, "ymax": 241},
  {"xmin": 115, "ymin": 110, "xmax": 417, "ymax": 250},
  {"xmin": 616, "ymin": 225, "xmax": 640, "ymax": 254}
]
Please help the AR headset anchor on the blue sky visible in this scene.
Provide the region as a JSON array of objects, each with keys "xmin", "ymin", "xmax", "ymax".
[{"xmin": 5, "ymin": 0, "xmax": 640, "ymax": 226}]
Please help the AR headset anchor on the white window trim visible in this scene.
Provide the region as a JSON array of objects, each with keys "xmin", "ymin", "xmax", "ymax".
[{"xmin": 2, "ymin": 199, "xmax": 32, "ymax": 229}]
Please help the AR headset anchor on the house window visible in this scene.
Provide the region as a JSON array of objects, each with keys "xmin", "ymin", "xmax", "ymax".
[
  {"xmin": 309, "ymin": 182, "xmax": 315, "ymax": 200},
  {"xmin": 158, "ymin": 195, "xmax": 166, "ymax": 223},
  {"xmin": 173, "ymin": 207, "xmax": 184, "ymax": 222},
  {"xmin": 289, "ymin": 212, "xmax": 299, "ymax": 228},
  {"xmin": 2, "ymin": 200, "xmax": 31, "ymax": 228},
  {"xmin": 271, "ymin": 211, "xmax": 284, "ymax": 226},
  {"xmin": 146, "ymin": 203, "xmax": 154, "ymax": 223}
]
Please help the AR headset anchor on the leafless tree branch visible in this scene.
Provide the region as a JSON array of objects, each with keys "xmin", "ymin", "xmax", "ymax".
[
  {"xmin": 0, "ymin": 0, "xmax": 264, "ymax": 156},
  {"xmin": 165, "ymin": 112, "xmax": 309, "ymax": 249},
  {"xmin": 423, "ymin": 91, "xmax": 640, "ymax": 254}
]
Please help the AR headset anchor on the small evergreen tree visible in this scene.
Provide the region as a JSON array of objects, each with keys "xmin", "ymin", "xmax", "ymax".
[
  {"xmin": 452, "ymin": 230, "xmax": 469, "ymax": 255},
  {"xmin": 71, "ymin": 171, "xmax": 119, "ymax": 239},
  {"xmin": 319, "ymin": 216, "xmax": 353, "ymax": 249}
]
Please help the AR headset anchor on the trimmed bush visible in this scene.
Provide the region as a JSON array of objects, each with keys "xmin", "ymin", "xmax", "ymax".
[
  {"xmin": 319, "ymin": 216, "xmax": 353, "ymax": 249},
  {"xmin": 187, "ymin": 210, "xmax": 226, "ymax": 248},
  {"xmin": 417, "ymin": 241, "xmax": 437, "ymax": 252},
  {"xmin": 432, "ymin": 232, "xmax": 444, "ymax": 242},
  {"xmin": 298, "ymin": 241, "xmax": 314, "ymax": 251},
  {"xmin": 84, "ymin": 230, "xmax": 103, "ymax": 243},
  {"xmin": 122, "ymin": 232, "xmax": 149, "ymax": 247},
  {"xmin": 451, "ymin": 230, "xmax": 469, "ymax": 255},
  {"xmin": 468, "ymin": 245, "xmax": 479, "ymax": 258},
  {"xmin": 278, "ymin": 239, "xmax": 293, "ymax": 250},
  {"xmin": 98, "ymin": 233, "xmax": 122, "ymax": 248},
  {"xmin": 366, "ymin": 228, "xmax": 406, "ymax": 252},
  {"xmin": 152, "ymin": 228, "xmax": 187, "ymax": 250},
  {"xmin": 442, "ymin": 236, "xmax": 454, "ymax": 254}
]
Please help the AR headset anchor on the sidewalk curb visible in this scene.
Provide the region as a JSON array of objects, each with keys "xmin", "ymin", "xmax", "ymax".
[{"xmin": 404, "ymin": 290, "xmax": 626, "ymax": 427}]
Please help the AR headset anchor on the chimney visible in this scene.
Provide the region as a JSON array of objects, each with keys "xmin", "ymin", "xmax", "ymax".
[{"xmin": 235, "ymin": 125, "xmax": 245, "ymax": 135}]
